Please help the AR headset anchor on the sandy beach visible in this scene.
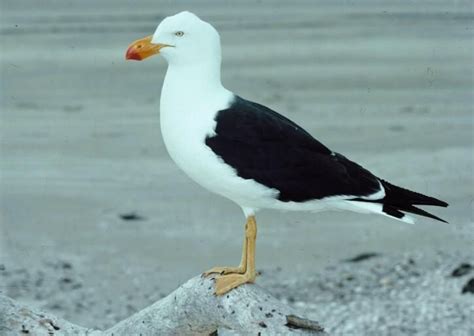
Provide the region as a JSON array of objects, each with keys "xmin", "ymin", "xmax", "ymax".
[{"xmin": 1, "ymin": 1, "xmax": 473, "ymax": 334}]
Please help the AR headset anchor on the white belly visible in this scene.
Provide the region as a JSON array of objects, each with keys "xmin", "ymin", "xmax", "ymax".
[{"xmin": 159, "ymin": 90, "xmax": 278, "ymax": 211}]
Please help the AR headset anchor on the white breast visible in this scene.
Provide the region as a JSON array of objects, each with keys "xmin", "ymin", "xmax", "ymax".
[{"xmin": 159, "ymin": 67, "xmax": 278, "ymax": 211}]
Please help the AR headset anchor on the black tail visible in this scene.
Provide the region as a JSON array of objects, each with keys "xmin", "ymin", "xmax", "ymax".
[
  {"xmin": 380, "ymin": 180, "xmax": 448, "ymax": 207},
  {"xmin": 354, "ymin": 179, "xmax": 449, "ymax": 223}
]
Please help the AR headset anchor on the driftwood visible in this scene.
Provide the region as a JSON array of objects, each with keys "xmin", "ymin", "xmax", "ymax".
[{"xmin": 1, "ymin": 274, "xmax": 326, "ymax": 335}]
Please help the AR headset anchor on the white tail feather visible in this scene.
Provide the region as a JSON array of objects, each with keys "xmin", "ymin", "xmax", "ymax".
[{"xmin": 344, "ymin": 201, "xmax": 415, "ymax": 224}]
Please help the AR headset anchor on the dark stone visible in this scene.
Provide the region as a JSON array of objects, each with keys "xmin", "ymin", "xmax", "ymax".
[
  {"xmin": 345, "ymin": 252, "xmax": 380, "ymax": 262},
  {"xmin": 461, "ymin": 278, "xmax": 474, "ymax": 294},
  {"xmin": 61, "ymin": 262, "xmax": 72, "ymax": 269},
  {"xmin": 49, "ymin": 321, "xmax": 60, "ymax": 330},
  {"xmin": 451, "ymin": 263, "xmax": 472, "ymax": 277},
  {"xmin": 119, "ymin": 212, "xmax": 145, "ymax": 221}
]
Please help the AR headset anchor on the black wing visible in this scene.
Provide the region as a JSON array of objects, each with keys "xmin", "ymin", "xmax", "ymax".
[{"xmin": 205, "ymin": 96, "xmax": 381, "ymax": 202}]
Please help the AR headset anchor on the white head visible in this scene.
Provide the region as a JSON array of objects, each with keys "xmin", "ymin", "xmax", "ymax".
[{"xmin": 126, "ymin": 11, "xmax": 221, "ymax": 67}]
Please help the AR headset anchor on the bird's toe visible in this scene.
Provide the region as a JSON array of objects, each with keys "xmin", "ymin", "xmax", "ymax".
[{"xmin": 214, "ymin": 273, "xmax": 254, "ymax": 295}]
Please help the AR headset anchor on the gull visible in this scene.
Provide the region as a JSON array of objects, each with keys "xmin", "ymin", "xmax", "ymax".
[{"xmin": 125, "ymin": 11, "xmax": 448, "ymax": 295}]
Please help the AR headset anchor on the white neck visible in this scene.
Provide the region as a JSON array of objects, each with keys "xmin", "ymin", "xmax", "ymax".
[
  {"xmin": 159, "ymin": 59, "xmax": 233, "ymax": 146},
  {"xmin": 161, "ymin": 60, "xmax": 226, "ymax": 101}
]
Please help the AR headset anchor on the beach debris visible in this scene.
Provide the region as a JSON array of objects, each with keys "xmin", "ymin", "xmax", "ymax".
[
  {"xmin": 119, "ymin": 212, "xmax": 145, "ymax": 221},
  {"xmin": 345, "ymin": 253, "xmax": 380, "ymax": 263}
]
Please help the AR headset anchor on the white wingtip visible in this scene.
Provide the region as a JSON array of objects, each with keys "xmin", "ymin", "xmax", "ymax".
[
  {"xmin": 346, "ymin": 200, "xmax": 416, "ymax": 224},
  {"xmin": 400, "ymin": 214, "xmax": 415, "ymax": 225}
]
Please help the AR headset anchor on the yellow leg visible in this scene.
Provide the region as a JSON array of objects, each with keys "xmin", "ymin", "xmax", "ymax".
[
  {"xmin": 203, "ymin": 216, "xmax": 257, "ymax": 295},
  {"xmin": 203, "ymin": 235, "xmax": 247, "ymax": 276}
]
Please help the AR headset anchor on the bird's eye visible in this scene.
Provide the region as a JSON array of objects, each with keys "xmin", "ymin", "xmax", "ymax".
[{"xmin": 175, "ymin": 31, "xmax": 184, "ymax": 37}]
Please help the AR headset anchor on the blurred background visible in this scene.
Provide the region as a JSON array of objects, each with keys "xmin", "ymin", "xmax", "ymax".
[{"xmin": 1, "ymin": 0, "xmax": 473, "ymax": 335}]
